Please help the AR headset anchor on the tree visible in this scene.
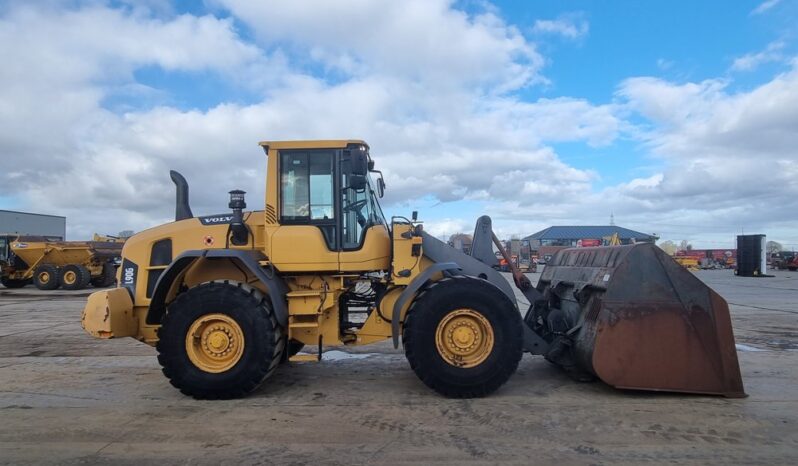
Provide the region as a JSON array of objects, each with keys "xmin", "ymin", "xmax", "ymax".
[
  {"xmin": 678, "ymin": 240, "xmax": 692, "ymax": 252},
  {"xmin": 766, "ymin": 241, "xmax": 783, "ymax": 254},
  {"xmin": 658, "ymin": 240, "xmax": 677, "ymax": 255}
]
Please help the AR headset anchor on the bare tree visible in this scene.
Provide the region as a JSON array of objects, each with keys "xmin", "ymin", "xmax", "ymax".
[
  {"xmin": 766, "ymin": 240, "xmax": 783, "ymax": 254},
  {"xmin": 658, "ymin": 240, "xmax": 677, "ymax": 255},
  {"xmin": 678, "ymin": 240, "xmax": 692, "ymax": 252}
]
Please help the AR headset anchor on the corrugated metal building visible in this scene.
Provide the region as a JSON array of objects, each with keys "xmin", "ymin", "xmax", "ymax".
[
  {"xmin": 0, "ymin": 210, "xmax": 66, "ymax": 239},
  {"xmin": 524, "ymin": 225, "xmax": 658, "ymax": 248}
]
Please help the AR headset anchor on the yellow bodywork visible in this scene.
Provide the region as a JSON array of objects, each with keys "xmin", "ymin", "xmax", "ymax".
[
  {"xmin": 673, "ymin": 256, "xmax": 700, "ymax": 270},
  {"xmin": 6, "ymin": 239, "xmax": 120, "ymax": 281},
  {"xmin": 82, "ymin": 139, "xmax": 425, "ymax": 352},
  {"xmin": 82, "ymin": 287, "xmax": 136, "ymax": 338}
]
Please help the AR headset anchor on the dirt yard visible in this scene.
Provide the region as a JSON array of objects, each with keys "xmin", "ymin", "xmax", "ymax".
[{"xmin": 1, "ymin": 270, "xmax": 797, "ymax": 464}]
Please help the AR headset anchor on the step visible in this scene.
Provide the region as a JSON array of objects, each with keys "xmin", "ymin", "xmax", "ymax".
[
  {"xmin": 289, "ymin": 322, "xmax": 320, "ymax": 329},
  {"xmin": 287, "ymin": 290, "xmax": 323, "ymax": 298},
  {"xmin": 289, "ymin": 353, "xmax": 320, "ymax": 363}
]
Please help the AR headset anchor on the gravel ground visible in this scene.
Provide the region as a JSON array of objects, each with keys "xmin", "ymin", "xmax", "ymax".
[{"xmin": 1, "ymin": 270, "xmax": 797, "ymax": 465}]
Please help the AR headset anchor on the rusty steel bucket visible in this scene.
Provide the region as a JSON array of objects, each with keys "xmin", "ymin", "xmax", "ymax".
[{"xmin": 530, "ymin": 243, "xmax": 745, "ymax": 397}]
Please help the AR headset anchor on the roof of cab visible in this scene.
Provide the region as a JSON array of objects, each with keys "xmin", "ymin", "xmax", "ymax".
[{"xmin": 258, "ymin": 140, "xmax": 368, "ymax": 150}]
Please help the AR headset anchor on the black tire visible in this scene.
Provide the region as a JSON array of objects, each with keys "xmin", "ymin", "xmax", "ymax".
[
  {"xmin": 156, "ymin": 280, "xmax": 285, "ymax": 399},
  {"xmin": 0, "ymin": 277, "xmax": 29, "ymax": 288},
  {"xmin": 91, "ymin": 263, "xmax": 116, "ymax": 287},
  {"xmin": 403, "ymin": 276, "xmax": 523, "ymax": 398},
  {"xmin": 33, "ymin": 264, "xmax": 60, "ymax": 290},
  {"xmin": 60, "ymin": 264, "xmax": 91, "ymax": 290}
]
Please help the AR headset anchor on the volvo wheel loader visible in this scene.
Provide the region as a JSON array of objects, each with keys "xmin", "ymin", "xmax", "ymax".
[{"xmin": 81, "ymin": 140, "xmax": 745, "ymax": 399}]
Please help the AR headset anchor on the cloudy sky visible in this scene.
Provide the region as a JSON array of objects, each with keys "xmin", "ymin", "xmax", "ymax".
[{"xmin": 1, "ymin": 0, "xmax": 796, "ymax": 249}]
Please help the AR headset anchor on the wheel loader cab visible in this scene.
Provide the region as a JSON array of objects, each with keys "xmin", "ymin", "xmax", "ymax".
[{"xmin": 262, "ymin": 141, "xmax": 391, "ymax": 273}]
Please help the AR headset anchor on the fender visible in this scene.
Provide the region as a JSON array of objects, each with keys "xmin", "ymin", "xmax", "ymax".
[
  {"xmin": 391, "ymin": 262, "xmax": 460, "ymax": 348},
  {"xmin": 146, "ymin": 249, "xmax": 289, "ymax": 327}
]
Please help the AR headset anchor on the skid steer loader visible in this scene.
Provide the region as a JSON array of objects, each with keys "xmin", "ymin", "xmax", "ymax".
[{"xmin": 81, "ymin": 140, "xmax": 745, "ymax": 399}]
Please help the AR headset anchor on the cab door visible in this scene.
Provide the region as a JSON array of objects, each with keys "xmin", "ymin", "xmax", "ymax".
[
  {"xmin": 269, "ymin": 150, "xmax": 339, "ymax": 272},
  {"xmin": 338, "ymin": 160, "xmax": 391, "ymax": 273}
]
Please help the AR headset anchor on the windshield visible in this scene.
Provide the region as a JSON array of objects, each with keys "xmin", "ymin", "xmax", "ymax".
[
  {"xmin": 341, "ymin": 172, "xmax": 387, "ymax": 249},
  {"xmin": 367, "ymin": 173, "xmax": 387, "ymax": 227}
]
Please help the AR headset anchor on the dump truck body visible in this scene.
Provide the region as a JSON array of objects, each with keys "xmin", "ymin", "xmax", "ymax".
[
  {"xmin": 1, "ymin": 236, "xmax": 121, "ymax": 290},
  {"xmin": 80, "ymin": 139, "xmax": 745, "ymax": 400}
]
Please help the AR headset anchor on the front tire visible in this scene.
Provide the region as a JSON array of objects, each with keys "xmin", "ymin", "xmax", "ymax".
[
  {"xmin": 33, "ymin": 264, "xmax": 60, "ymax": 290},
  {"xmin": 1, "ymin": 277, "xmax": 29, "ymax": 288},
  {"xmin": 403, "ymin": 276, "xmax": 523, "ymax": 398},
  {"xmin": 156, "ymin": 281, "xmax": 285, "ymax": 399}
]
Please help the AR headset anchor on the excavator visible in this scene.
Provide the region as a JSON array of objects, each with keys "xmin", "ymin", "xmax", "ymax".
[{"xmin": 81, "ymin": 140, "xmax": 745, "ymax": 399}]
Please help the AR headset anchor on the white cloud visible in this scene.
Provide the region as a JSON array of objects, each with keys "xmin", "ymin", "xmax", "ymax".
[
  {"xmin": 604, "ymin": 61, "xmax": 798, "ymax": 242},
  {"xmin": 751, "ymin": 0, "xmax": 781, "ymax": 15},
  {"xmin": 1, "ymin": 1, "xmax": 796, "ymax": 249},
  {"xmin": 219, "ymin": 0, "xmax": 545, "ymax": 91},
  {"xmin": 0, "ymin": 1, "xmax": 619, "ymax": 239},
  {"xmin": 531, "ymin": 15, "xmax": 589, "ymax": 40},
  {"xmin": 732, "ymin": 41, "xmax": 785, "ymax": 71}
]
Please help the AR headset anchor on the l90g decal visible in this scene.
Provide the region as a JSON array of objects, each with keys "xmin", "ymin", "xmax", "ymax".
[
  {"xmin": 121, "ymin": 258, "xmax": 138, "ymax": 296},
  {"xmin": 199, "ymin": 214, "xmax": 233, "ymax": 225}
]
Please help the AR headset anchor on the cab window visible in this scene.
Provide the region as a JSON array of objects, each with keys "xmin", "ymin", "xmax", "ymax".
[{"xmin": 279, "ymin": 150, "xmax": 337, "ymax": 249}]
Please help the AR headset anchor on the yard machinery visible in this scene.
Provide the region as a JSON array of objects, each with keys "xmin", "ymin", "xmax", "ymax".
[
  {"xmin": 81, "ymin": 140, "xmax": 745, "ymax": 399},
  {"xmin": 1, "ymin": 235, "xmax": 120, "ymax": 290}
]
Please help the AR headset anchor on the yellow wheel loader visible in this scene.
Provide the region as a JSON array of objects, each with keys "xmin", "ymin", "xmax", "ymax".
[{"xmin": 81, "ymin": 140, "xmax": 745, "ymax": 399}]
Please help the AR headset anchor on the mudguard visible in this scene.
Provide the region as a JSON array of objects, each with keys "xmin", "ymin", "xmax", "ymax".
[{"xmin": 146, "ymin": 249, "xmax": 289, "ymax": 327}]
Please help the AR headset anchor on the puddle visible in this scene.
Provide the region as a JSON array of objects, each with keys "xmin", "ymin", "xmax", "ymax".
[{"xmin": 735, "ymin": 343, "xmax": 767, "ymax": 352}]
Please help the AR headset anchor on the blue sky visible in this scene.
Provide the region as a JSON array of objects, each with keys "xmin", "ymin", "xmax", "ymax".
[{"xmin": 1, "ymin": 0, "xmax": 797, "ymax": 248}]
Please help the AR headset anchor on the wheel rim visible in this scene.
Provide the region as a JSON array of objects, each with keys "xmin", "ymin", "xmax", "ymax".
[
  {"xmin": 63, "ymin": 270, "xmax": 76, "ymax": 285},
  {"xmin": 435, "ymin": 308, "xmax": 495, "ymax": 368},
  {"xmin": 39, "ymin": 271, "xmax": 50, "ymax": 284},
  {"xmin": 185, "ymin": 313, "xmax": 245, "ymax": 373}
]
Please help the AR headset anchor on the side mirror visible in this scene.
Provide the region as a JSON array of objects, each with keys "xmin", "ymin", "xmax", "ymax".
[
  {"xmin": 377, "ymin": 177, "xmax": 385, "ymax": 198},
  {"xmin": 369, "ymin": 169, "xmax": 386, "ymax": 198}
]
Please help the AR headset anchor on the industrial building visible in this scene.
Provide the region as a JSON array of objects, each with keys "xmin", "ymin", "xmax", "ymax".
[
  {"xmin": 524, "ymin": 225, "xmax": 658, "ymax": 248},
  {"xmin": 0, "ymin": 209, "xmax": 66, "ymax": 239}
]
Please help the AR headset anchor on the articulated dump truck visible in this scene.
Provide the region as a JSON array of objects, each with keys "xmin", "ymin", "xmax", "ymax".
[
  {"xmin": 81, "ymin": 140, "xmax": 745, "ymax": 399},
  {"xmin": 0, "ymin": 236, "xmax": 120, "ymax": 290}
]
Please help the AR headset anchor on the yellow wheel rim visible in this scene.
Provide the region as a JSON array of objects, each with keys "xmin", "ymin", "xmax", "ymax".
[
  {"xmin": 63, "ymin": 271, "xmax": 77, "ymax": 285},
  {"xmin": 185, "ymin": 313, "xmax": 245, "ymax": 373},
  {"xmin": 39, "ymin": 271, "xmax": 50, "ymax": 284},
  {"xmin": 435, "ymin": 309, "xmax": 494, "ymax": 369}
]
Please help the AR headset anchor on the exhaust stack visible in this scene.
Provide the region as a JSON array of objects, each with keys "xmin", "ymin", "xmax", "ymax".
[{"xmin": 169, "ymin": 170, "xmax": 193, "ymax": 221}]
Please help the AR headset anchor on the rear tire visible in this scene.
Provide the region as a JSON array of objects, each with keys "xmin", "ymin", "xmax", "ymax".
[
  {"xmin": 0, "ymin": 277, "xmax": 29, "ymax": 288},
  {"xmin": 403, "ymin": 276, "xmax": 523, "ymax": 398},
  {"xmin": 60, "ymin": 264, "xmax": 91, "ymax": 290},
  {"xmin": 157, "ymin": 281, "xmax": 285, "ymax": 399},
  {"xmin": 33, "ymin": 264, "xmax": 60, "ymax": 290},
  {"xmin": 91, "ymin": 263, "xmax": 116, "ymax": 287}
]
